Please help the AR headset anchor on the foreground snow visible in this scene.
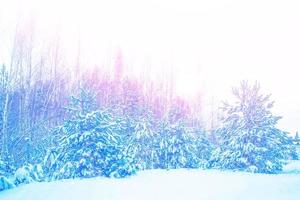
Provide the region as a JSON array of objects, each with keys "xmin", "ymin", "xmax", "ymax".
[{"xmin": 1, "ymin": 165, "xmax": 300, "ymax": 200}]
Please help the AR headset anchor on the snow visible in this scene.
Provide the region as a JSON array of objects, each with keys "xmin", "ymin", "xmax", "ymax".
[
  {"xmin": 1, "ymin": 168, "xmax": 300, "ymax": 200},
  {"xmin": 283, "ymin": 160, "xmax": 300, "ymax": 174}
]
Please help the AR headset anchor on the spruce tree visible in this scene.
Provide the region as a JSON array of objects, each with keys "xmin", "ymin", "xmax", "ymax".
[
  {"xmin": 52, "ymin": 110, "xmax": 137, "ymax": 179},
  {"xmin": 49, "ymin": 88, "xmax": 137, "ymax": 179},
  {"xmin": 126, "ymin": 111, "xmax": 160, "ymax": 170},
  {"xmin": 211, "ymin": 81, "xmax": 297, "ymax": 173},
  {"xmin": 157, "ymin": 121, "xmax": 204, "ymax": 169}
]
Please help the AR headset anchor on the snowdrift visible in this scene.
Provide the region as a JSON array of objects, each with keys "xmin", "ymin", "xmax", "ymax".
[{"xmin": 1, "ymin": 166, "xmax": 300, "ymax": 200}]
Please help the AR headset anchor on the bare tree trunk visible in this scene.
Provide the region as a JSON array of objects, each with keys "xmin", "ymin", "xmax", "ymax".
[{"xmin": 1, "ymin": 90, "xmax": 9, "ymax": 158}]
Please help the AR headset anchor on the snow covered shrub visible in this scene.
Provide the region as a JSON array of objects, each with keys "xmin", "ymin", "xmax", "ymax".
[
  {"xmin": 157, "ymin": 121, "xmax": 208, "ymax": 169},
  {"xmin": 14, "ymin": 165, "xmax": 34, "ymax": 185},
  {"xmin": 287, "ymin": 148, "xmax": 299, "ymax": 161},
  {"xmin": 52, "ymin": 110, "xmax": 137, "ymax": 179},
  {"xmin": 54, "ymin": 162, "xmax": 76, "ymax": 180},
  {"xmin": 43, "ymin": 148, "xmax": 59, "ymax": 179},
  {"xmin": 210, "ymin": 81, "xmax": 298, "ymax": 173},
  {"xmin": 31, "ymin": 164, "xmax": 45, "ymax": 182},
  {"xmin": 285, "ymin": 136, "xmax": 299, "ymax": 160},
  {"xmin": 103, "ymin": 151, "xmax": 137, "ymax": 178},
  {"xmin": 0, "ymin": 176, "xmax": 15, "ymax": 191},
  {"xmin": 13, "ymin": 163, "xmax": 44, "ymax": 185},
  {"xmin": 0, "ymin": 158, "xmax": 15, "ymax": 177},
  {"xmin": 0, "ymin": 158, "xmax": 16, "ymax": 191},
  {"xmin": 294, "ymin": 132, "xmax": 300, "ymax": 145}
]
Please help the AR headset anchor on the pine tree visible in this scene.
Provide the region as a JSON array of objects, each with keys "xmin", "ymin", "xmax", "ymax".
[
  {"xmin": 125, "ymin": 112, "xmax": 160, "ymax": 170},
  {"xmin": 193, "ymin": 128, "xmax": 213, "ymax": 168},
  {"xmin": 52, "ymin": 110, "xmax": 137, "ymax": 179},
  {"xmin": 211, "ymin": 81, "xmax": 297, "ymax": 173},
  {"xmin": 157, "ymin": 121, "xmax": 203, "ymax": 169}
]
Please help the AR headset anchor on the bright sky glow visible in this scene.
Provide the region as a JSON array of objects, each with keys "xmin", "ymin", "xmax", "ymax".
[{"xmin": 1, "ymin": 0, "xmax": 300, "ymax": 133}]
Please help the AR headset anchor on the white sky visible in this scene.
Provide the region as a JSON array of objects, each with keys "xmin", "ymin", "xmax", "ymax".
[{"xmin": 1, "ymin": 0, "xmax": 300, "ymax": 133}]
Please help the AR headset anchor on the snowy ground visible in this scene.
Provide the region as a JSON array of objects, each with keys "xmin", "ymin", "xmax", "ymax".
[{"xmin": 1, "ymin": 162, "xmax": 300, "ymax": 200}]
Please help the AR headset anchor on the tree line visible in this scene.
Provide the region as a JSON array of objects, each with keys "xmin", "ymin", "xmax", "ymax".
[{"xmin": 0, "ymin": 23, "xmax": 298, "ymax": 191}]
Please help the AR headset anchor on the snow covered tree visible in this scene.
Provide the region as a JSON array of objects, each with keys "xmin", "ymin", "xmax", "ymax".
[
  {"xmin": 294, "ymin": 132, "xmax": 300, "ymax": 145},
  {"xmin": 0, "ymin": 176, "xmax": 15, "ymax": 191},
  {"xmin": 125, "ymin": 112, "xmax": 160, "ymax": 170},
  {"xmin": 52, "ymin": 110, "xmax": 137, "ymax": 179},
  {"xmin": 43, "ymin": 148, "xmax": 59, "ymax": 178},
  {"xmin": 287, "ymin": 137, "xmax": 299, "ymax": 160},
  {"xmin": 157, "ymin": 121, "xmax": 204, "ymax": 169},
  {"xmin": 0, "ymin": 158, "xmax": 15, "ymax": 178},
  {"xmin": 193, "ymin": 128, "xmax": 213, "ymax": 168},
  {"xmin": 211, "ymin": 81, "xmax": 297, "ymax": 173}
]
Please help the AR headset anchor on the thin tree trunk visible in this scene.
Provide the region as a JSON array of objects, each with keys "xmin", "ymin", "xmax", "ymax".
[{"xmin": 1, "ymin": 90, "xmax": 9, "ymax": 158}]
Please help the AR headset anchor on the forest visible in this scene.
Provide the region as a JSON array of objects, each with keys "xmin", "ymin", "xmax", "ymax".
[
  {"xmin": 0, "ymin": 46, "xmax": 298, "ymax": 191},
  {"xmin": 0, "ymin": 5, "xmax": 299, "ymax": 192}
]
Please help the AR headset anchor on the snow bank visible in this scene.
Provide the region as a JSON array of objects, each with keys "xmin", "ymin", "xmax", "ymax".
[
  {"xmin": 283, "ymin": 160, "xmax": 300, "ymax": 174},
  {"xmin": 0, "ymin": 169, "xmax": 300, "ymax": 200}
]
